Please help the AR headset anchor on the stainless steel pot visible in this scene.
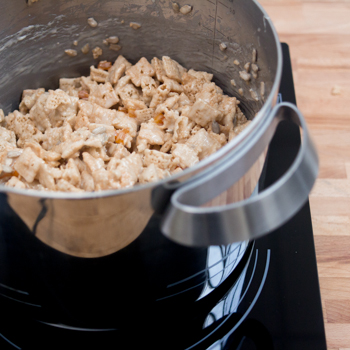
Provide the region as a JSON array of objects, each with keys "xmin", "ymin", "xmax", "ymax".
[
  {"xmin": 0, "ymin": 0, "xmax": 318, "ymax": 259},
  {"xmin": 0, "ymin": 0, "xmax": 319, "ymax": 338}
]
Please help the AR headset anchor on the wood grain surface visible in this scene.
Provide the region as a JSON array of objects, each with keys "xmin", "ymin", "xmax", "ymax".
[{"xmin": 259, "ymin": 0, "xmax": 350, "ymax": 348}]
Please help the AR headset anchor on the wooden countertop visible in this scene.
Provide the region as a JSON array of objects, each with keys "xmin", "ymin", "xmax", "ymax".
[{"xmin": 259, "ymin": 1, "xmax": 350, "ymax": 348}]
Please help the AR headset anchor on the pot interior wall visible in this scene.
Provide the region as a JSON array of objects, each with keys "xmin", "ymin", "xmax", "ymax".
[{"xmin": 0, "ymin": 0, "xmax": 278, "ymax": 119}]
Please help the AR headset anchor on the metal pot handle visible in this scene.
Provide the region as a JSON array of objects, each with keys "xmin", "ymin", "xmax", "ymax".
[{"xmin": 161, "ymin": 102, "xmax": 319, "ymax": 246}]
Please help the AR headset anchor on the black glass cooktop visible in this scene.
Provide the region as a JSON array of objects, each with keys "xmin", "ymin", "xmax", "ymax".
[
  {"xmin": 0, "ymin": 44, "xmax": 327, "ymax": 350},
  {"xmin": 226, "ymin": 43, "xmax": 327, "ymax": 350}
]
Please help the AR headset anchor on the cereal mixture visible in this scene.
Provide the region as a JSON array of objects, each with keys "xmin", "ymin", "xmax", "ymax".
[{"xmin": 0, "ymin": 55, "xmax": 250, "ymax": 192}]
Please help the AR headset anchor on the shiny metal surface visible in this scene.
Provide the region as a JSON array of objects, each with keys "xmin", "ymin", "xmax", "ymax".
[
  {"xmin": 162, "ymin": 102, "xmax": 319, "ymax": 245},
  {"xmin": 0, "ymin": 0, "xmax": 316, "ymax": 257},
  {"xmin": 7, "ymin": 187, "xmax": 154, "ymax": 257}
]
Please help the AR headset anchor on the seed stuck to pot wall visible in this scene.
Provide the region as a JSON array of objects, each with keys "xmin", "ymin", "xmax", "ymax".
[
  {"xmin": 65, "ymin": 49, "xmax": 77, "ymax": 57},
  {"xmin": 88, "ymin": 17, "xmax": 98, "ymax": 28},
  {"xmin": 180, "ymin": 5, "xmax": 192, "ymax": 15},
  {"xmin": 219, "ymin": 43, "xmax": 227, "ymax": 51},
  {"xmin": 130, "ymin": 22, "xmax": 142, "ymax": 30},
  {"xmin": 172, "ymin": 2, "xmax": 180, "ymax": 12},
  {"xmin": 81, "ymin": 43, "xmax": 90, "ymax": 54}
]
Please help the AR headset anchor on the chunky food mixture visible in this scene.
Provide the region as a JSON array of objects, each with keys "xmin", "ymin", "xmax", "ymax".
[{"xmin": 0, "ymin": 55, "xmax": 250, "ymax": 192}]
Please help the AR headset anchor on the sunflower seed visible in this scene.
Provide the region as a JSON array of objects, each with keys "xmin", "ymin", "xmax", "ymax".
[
  {"xmin": 107, "ymin": 36, "xmax": 119, "ymax": 44},
  {"xmin": 260, "ymin": 82, "xmax": 265, "ymax": 98},
  {"xmin": 92, "ymin": 127, "xmax": 107, "ymax": 135},
  {"xmin": 252, "ymin": 49, "xmax": 257, "ymax": 63},
  {"xmin": 81, "ymin": 43, "xmax": 90, "ymax": 54},
  {"xmin": 0, "ymin": 109, "xmax": 4, "ymax": 123},
  {"xmin": 2, "ymin": 165, "xmax": 13, "ymax": 174},
  {"xmin": 180, "ymin": 5, "xmax": 192, "ymax": 15},
  {"xmin": 7, "ymin": 150, "xmax": 23, "ymax": 158},
  {"xmin": 249, "ymin": 88, "xmax": 259, "ymax": 101},
  {"xmin": 239, "ymin": 71, "xmax": 251, "ymax": 82},
  {"xmin": 251, "ymin": 64, "xmax": 259, "ymax": 73},
  {"xmin": 130, "ymin": 22, "xmax": 141, "ymax": 30},
  {"xmin": 65, "ymin": 49, "xmax": 78, "ymax": 57},
  {"xmin": 87, "ymin": 17, "xmax": 98, "ymax": 28},
  {"xmin": 172, "ymin": 2, "xmax": 180, "ymax": 12},
  {"xmin": 219, "ymin": 43, "xmax": 227, "ymax": 51},
  {"xmin": 212, "ymin": 121, "xmax": 220, "ymax": 134},
  {"xmin": 109, "ymin": 44, "xmax": 122, "ymax": 51}
]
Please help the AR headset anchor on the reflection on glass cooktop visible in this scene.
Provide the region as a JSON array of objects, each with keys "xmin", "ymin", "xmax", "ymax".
[{"xmin": 224, "ymin": 43, "xmax": 327, "ymax": 350}]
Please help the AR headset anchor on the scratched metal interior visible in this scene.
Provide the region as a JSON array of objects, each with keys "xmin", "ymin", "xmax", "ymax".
[{"xmin": 0, "ymin": 0, "xmax": 278, "ymax": 120}]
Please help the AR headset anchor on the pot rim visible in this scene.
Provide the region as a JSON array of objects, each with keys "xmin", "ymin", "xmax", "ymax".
[{"xmin": 0, "ymin": 0, "xmax": 282, "ymax": 200}]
